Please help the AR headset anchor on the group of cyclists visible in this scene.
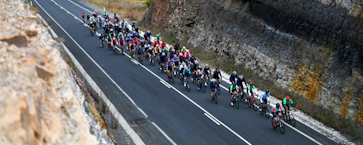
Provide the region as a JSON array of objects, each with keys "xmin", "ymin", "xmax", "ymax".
[{"xmin": 81, "ymin": 10, "xmax": 297, "ymax": 130}]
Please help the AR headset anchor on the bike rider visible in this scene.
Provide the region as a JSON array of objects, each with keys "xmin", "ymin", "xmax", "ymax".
[
  {"xmin": 99, "ymin": 32, "xmax": 105, "ymax": 47},
  {"xmin": 159, "ymin": 52, "xmax": 167, "ymax": 71},
  {"xmin": 166, "ymin": 59, "xmax": 173, "ymax": 77},
  {"xmin": 229, "ymin": 71, "xmax": 238, "ymax": 84},
  {"xmin": 272, "ymin": 103, "xmax": 284, "ymax": 127},
  {"xmin": 182, "ymin": 66, "xmax": 191, "ymax": 87},
  {"xmin": 261, "ymin": 89, "xmax": 270, "ymax": 106},
  {"xmin": 171, "ymin": 54, "xmax": 180, "ymax": 75},
  {"xmin": 212, "ymin": 67, "xmax": 222, "ymax": 85},
  {"xmin": 147, "ymin": 45, "xmax": 154, "ymax": 62},
  {"xmin": 195, "ymin": 66, "xmax": 203, "ymax": 91},
  {"xmin": 247, "ymin": 82, "xmax": 256, "ymax": 97},
  {"xmin": 229, "ymin": 82, "xmax": 239, "ymax": 106},
  {"xmin": 237, "ymin": 74, "xmax": 247, "ymax": 94},
  {"xmin": 282, "ymin": 96, "xmax": 295, "ymax": 115},
  {"xmin": 210, "ymin": 78, "xmax": 218, "ymax": 98},
  {"xmin": 203, "ymin": 64, "xmax": 211, "ymax": 86},
  {"xmin": 82, "ymin": 13, "xmax": 86, "ymax": 23}
]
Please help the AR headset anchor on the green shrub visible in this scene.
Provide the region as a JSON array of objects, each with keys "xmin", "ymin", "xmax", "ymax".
[{"xmin": 144, "ymin": 0, "xmax": 153, "ymax": 7}]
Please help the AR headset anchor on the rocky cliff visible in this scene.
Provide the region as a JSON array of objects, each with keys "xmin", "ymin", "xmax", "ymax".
[
  {"xmin": 0, "ymin": 0, "xmax": 111, "ymax": 144},
  {"xmin": 142, "ymin": 0, "xmax": 363, "ymax": 126}
]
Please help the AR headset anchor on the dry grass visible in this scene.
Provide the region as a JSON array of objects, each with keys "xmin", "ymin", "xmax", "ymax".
[{"xmin": 85, "ymin": 0, "xmax": 147, "ymax": 21}]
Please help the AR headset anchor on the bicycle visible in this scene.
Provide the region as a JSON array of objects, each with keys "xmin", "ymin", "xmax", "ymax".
[
  {"xmin": 283, "ymin": 108, "xmax": 296, "ymax": 127},
  {"xmin": 167, "ymin": 70, "xmax": 174, "ymax": 84},
  {"xmin": 211, "ymin": 88, "xmax": 218, "ymax": 104},
  {"xmin": 259, "ymin": 102, "xmax": 270, "ymax": 118},
  {"xmin": 184, "ymin": 77, "xmax": 190, "ymax": 92},
  {"xmin": 247, "ymin": 95, "xmax": 258, "ymax": 111},
  {"xmin": 232, "ymin": 94, "xmax": 239, "ymax": 109},
  {"xmin": 272, "ymin": 114, "xmax": 285, "ymax": 134},
  {"xmin": 90, "ymin": 27, "xmax": 95, "ymax": 36}
]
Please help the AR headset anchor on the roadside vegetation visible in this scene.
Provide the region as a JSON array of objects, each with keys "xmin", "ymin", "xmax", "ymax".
[
  {"xmin": 140, "ymin": 25, "xmax": 363, "ymax": 143},
  {"xmin": 85, "ymin": 0, "xmax": 149, "ymax": 21}
]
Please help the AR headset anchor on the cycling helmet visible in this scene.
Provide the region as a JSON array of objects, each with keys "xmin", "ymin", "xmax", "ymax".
[
  {"xmin": 174, "ymin": 54, "xmax": 177, "ymax": 58},
  {"xmin": 162, "ymin": 52, "xmax": 166, "ymax": 56},
  {"xmin": 194, "ymin": 60, "xmax": 199, "ymax": 65},
  {"xmin": 249, "ymin": 82, "xmax": 253, "ymax": 86},
  {"xmin": 233, "ymin": 71, "xmax": 237, "ymax": 75},
  {"xmin": 205, "ymin": 64, "xmax": 209, "ymax": 67},
  {"xmin": 276, "ymin": 103, "xmax": 280, "ymax": 108},
  {"xmin": 286, "ymin": 96, "xmax": 290, "ymax": 102},
  {"xmin": 148, "ymin": 47, "xmax": 152, "ymax": 50},
  {"xmin": 156, "ymin": 34, "xmax": 160, "ymax": 36},
  {"xmin": 179, "ymin": 52, "xmax": 183, "ymax": 56},
  {"xmin": 156, "ymin": 44, "xmax": 159, "ymax": 47},
  {"xmin": 216, "ymin": 67, "xmax": 219, "ymax": 69},
  {"xmin": 110, "ymin": 28, "xmax": 113, "ymax": 32},
  {"xmin": 147, "ymin": 30, "xmax": 150, "ymax": 33},
  {"xmin": 266, "ymin": 89, "xmax": 269, "ymax": 94},
  {"xmin": 211, "ymin": 79, "xmax": 216, "ymax": 82}
]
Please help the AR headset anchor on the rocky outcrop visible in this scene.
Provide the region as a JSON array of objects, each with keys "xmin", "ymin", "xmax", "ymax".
[
  {"xmin": 0, "ymin": 0, "xmax": 111, "ymax": 144},
  {"xmin": 142, "ymin": 0, "xmax": 363, "ymax": 125}
]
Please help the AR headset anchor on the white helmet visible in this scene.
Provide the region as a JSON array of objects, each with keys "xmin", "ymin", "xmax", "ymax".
[
  {"xmin": 162, "ymin": 52, "xmax": 166, "ymax": 56},
  {"xmin": 183, "ymin": 46, "xmax": 186, "ymax": 49},
  {"xmin": 179, "ymin": 52, "xmax": 183, "ymax": 56},
  {"xmin": 233, "ymin": 71, "xmax": 237, "ymax": 75},
  {"xmin": 194, "ymin": 60, "xmax": 199, "ymax": 65},
  {"xmin": 205, "ymin": 64, "xmax": 209, "ymax": 67},
  {"xmin": 211, "ymin": 79, "xmax": 216, "ymax": 82}
]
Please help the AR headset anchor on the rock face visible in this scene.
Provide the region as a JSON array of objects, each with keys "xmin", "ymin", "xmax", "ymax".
[
  {"xmin": 142, "ymin": 0, "xmax": 363, "ymax": 125},
  {"xmin": 0, "ymin": 0, "xmax": 106, "ymax": 144}
]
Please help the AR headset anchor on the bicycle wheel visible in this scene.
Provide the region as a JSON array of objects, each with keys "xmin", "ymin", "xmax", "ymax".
[
  {"xmin": 271, "ymin": 117, "xmax": 277, "ymax": 130},
  {"xmin": 202, "ymin": 84, "xmax": 206, "ymax": 93},
  {"xmin": 279, "ymin": 121, "xmax": 285, "ymax": 134},
  {"xmin": 265, "ymin": 107, "xmax": 270, "ymax": 118},
  {"xmin": 290, "ymin": 114, "xmax": 296, "ymax": 127},
  {"xmin": 260, "ymin": 107, "xmax": 264, "ymax": 115},
  {"xmin": 247, "ymin": 98, "xmax": 251, "ymax": 108},
  {"xmin": 214, "ymin": 93, "xmax": 218, "ymax": 104},
  {"xmin": 236, "ymin": 99, "xmax": 239, "ymax": 109}
]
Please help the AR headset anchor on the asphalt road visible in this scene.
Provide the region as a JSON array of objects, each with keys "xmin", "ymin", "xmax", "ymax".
[{"xmin": 33, "ymin": 0, "xmax": 340, "ymax": 144}]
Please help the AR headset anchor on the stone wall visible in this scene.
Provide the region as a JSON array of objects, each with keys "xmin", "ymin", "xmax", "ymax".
[{"xmin": 141, "ymin": 0, "xmax": 363, "ymax": 125}]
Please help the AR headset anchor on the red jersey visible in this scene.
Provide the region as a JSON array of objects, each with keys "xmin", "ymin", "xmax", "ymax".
[{"xmin": 132, "ymin": 39, "xmax": 139, "ymax": 45}]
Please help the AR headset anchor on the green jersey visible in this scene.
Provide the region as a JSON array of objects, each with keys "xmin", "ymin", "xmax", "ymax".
[{"xmin": 229, "ymin": 85, "xmax": 239, "ymax": 91}]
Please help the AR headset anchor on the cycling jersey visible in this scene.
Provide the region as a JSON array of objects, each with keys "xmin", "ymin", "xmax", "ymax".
[
  {"xmin": 195, "ymin": 70, "xmax": 203, "ymax": 79},
  {"xmin": 183, "ymin": 69, "xmax": 191, "ymax": 76},
  {"xmin": 272, "ymin": 106, "xmax": 284, "ymax": 117},
  {"xmin": 132, "ymin": 39, "xmax": 139, "ymax": 45},
  {"xmin": 210, "ymin": 81, "xmax": 218, "ymax": 90},
  {"xmin": 105, "ymin": 35, "xmax": 112, "ymax": 41},
  {"xmin": 237, "ymin": 77, "xmax": 247, "ymax": 88},
  {"xmin": 137, "ymin": 47, "xmax": 143, "ymax": 55},
  {"xmin": 183, "ymin": 51, "xmax": 190, "ymax": 58},
  {"xmin": 229, "ymin": 85, "xmax": 239, "ymax": 92},
  {"xmin": 247, "ymin": 85, "xmax": 256, "ymax": 91},
  {"xmin": 213, "ymin": 71, "xmax": 221, "ymax": 79},
  {"xmin": 203, "ymin": 68, "xmax": 210, "ymax": 76},
  {"xmin": 261, "ymin": 93, "xmax": 270, "ymax": 100}
]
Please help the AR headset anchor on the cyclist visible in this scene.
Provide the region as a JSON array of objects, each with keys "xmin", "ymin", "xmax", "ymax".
[
  {"xmin": 247, "ymin": 82, "xmax": 256, "ymax": 97},
  {"xmin": 156, "ymin": 34, "xmax": 161, "ymax": 42},
  {"xmin": 174, "ymin": 42, "xmax": 180, "ymax": 53},
  {"xmin": 282, "ymin": 96, "xmax": 295, "ymax": 114},
  {"xmin": 272, "ymin": 103, "xmax": 284, "ymax": 127},
  {"xmin": 114, "ymin": 13, "xmax": 119, "ymax": 23},
  {"xmin": 144, "ymin": 30, "xmax": 151, "ymax": 41},
  {"xmin": 147, "ymin": 45, "xmax": 155, "ymax": 63},
  {"xmin": 86, "ymin": 14, "xmax": 90, "ymax": 21},
  {"xmin": 172, "ymin": 54, "xmax": 180, "ymax": 75},
  {"xmin": 261, "ymin": 89, "xmax": 270, "ymax": 105},
  {"xmin": 82, "ymin": 13, "xmax": 86, "ymax": 23},
  {"xmin": 237, "ymin": 74, "xmax": 247, "ymax": 92},
  {"xmin": 99, "ymin": 32, "xmax": 105, "ymax": 47},
  {"xmin": 132, "ymin": 21, "xmax": 136, "ymax": 30},
  {"xmin": 203, "ymin": 64, "xmax": 211, "ymax": 86},
  {"xmin": 166, "ymin": 59, "xmax": 173, "ymax": 77},
  {"xmin": 154, "ymin": 44, "xmax": 161, "ymax": 58},
  {"xmin": 212, "ymin": 67, "xmax": 222, "ymax": 84},
  {"xmin": 182, "ymin": 66, "xmax": 191, "ymax": 87},
  {"xmin": 137, "ymin": 44, "xmax": 143, "ymax": 62},
  {"xmin": 159, "ymin": 52, "xmax": 167, "ymax": 71},
  {"xmin": 210, "ymin": 78, "xmax": 218, "ymax": 98},
  {"xmin": 229, "ymin": 71, "xmax": 238, "ymax": 84},
  {"xmin": 181, "ymin": 46, "xmax": 187, "ymax": 53},
  {"xmin": 103, "ymin": 11, "xmax": 107, "ymax": 17},
  {"xmin": 229, "ymin": 82, "xmax": 239, "ymax": 106},
  {"xmin": 183, "ymin": 49, "xmax": 190, "ymax": 59},
  {"xmin": 90, "ymin": 21, "xmax": 96, "ymax": 35},
  {"xmin": 92, "ymin": 10, "xmax": 97, "ymax": 18},
  {"xmin": 196, "ymin": 66, "xmax": 203, "ymax": 91}
]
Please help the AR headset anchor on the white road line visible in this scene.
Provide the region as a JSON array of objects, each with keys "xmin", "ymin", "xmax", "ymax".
[
  {"xmin": 160, "ymin": 80, "xmax": 171, "ymax": 88},
  {"xmin": 33, "ymin": 1, "xmax": 146, "ymax": 144},
  {"xmin": 204, "ymin": 113, "xmax": 220, "ymax": 125},
  {"xmin": 52, "ymin": 0, "xmax": 250, "ymax": 144},
  {"xmin": 151, "ymin": 122, "xmax": 177, "ymax": 145},
  {"xmin": 137, "ymin": 107, "xmax": 148, "ymax": 118}
]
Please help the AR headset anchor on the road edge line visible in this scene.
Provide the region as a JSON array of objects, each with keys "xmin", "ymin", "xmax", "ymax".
[{"xmin": 33, "ymin": 0, "xmax": 145, "ymax": 144}]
